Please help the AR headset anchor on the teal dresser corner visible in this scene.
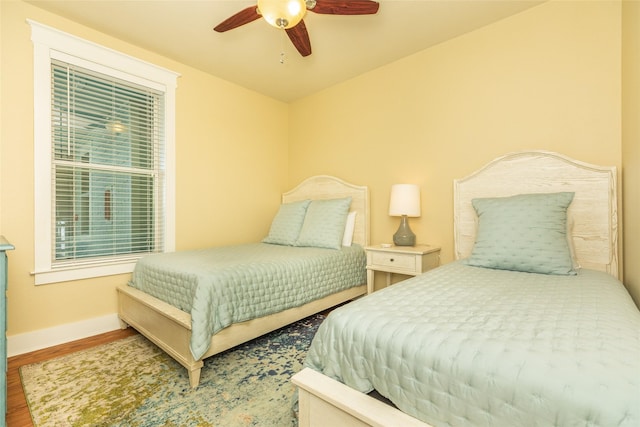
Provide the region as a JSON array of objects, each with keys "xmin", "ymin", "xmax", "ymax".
[{"xmin": 0, "ymin": 237, "xmax": 14, "ymax": 427}]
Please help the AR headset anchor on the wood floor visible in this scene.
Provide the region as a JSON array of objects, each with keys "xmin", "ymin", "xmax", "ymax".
[{"xmin": 6, "ymin": 328, "xmax": 138, "ymax": 427}]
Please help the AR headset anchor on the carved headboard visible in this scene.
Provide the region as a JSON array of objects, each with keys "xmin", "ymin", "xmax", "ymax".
[{"xmin": 454, "ymin": 151, "xmax": 618, "ymax": 278}]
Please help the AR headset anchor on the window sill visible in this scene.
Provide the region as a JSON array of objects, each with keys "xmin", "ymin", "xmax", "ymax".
[{"xmin": 33, "ymin": 259, "xmax": 137, "ymax": 285}]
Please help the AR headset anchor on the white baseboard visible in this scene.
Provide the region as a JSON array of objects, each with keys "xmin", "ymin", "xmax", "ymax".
[{"xmin": 7, "ymin": 313, "xmax": 122, "ymax": 357}]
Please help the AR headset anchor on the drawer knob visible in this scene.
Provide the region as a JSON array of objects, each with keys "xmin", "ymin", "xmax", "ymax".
[{"xmin": 390, "ymin": 258, "xmax": 394, "ymax": 262}]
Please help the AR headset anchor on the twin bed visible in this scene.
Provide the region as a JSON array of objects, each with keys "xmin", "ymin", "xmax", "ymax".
[
  {"xmin": 117, "ymin": 151, "xmax": 639, "ymax": 427},
  {"xmin": 117, "ymin": 175, "xmax": 370, "ymax": 388},
  {"xmin": 293, "ymin": 151, "xmax": 639, "ymax": 427}
]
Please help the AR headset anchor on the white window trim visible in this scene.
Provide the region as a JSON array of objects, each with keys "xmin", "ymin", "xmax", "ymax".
[{"xmin": 29, "ymin": 20, "xmax": 179, "ymax": 285}]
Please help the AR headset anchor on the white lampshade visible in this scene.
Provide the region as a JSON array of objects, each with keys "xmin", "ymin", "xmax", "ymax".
[
  {"xmin": 389, "ymin": 184, "xmax": 421, "ymax": 217},
  {"xmin": 258, "ymin": 0, "xmax": 307, "ymax": 29}
]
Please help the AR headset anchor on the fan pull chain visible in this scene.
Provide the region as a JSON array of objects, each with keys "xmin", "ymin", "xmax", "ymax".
[{"xmin": 280, "ymin": 30, "xmax": 286, "ymax": 64}]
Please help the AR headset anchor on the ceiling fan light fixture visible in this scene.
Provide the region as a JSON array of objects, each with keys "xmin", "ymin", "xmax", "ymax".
[{"xmin": 258, "ymin": 0, "xmax": 307, "ymax": 29}]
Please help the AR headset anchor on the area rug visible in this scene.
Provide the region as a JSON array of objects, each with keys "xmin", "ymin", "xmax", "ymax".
[{"xmin": 21, "ymin": 314, "xmax": 325, "ymax": 427}]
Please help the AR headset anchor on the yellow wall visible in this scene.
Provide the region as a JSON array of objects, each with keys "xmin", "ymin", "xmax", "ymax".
[
  {"xmin": 0, "ymin": 1, "xmax": 289, "ymax": 336},
  {"xmin": 622, "ymin": 0, "xmax": 640, "ymax": 305},
  {"xmin": 289, "ymin": 0, "xmax": 623, "ymax": 288}
]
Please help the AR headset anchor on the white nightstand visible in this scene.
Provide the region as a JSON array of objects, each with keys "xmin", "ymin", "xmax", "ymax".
[{"xmin": 365, "ymin": 244, "xmax": 441, "ymax": 294}]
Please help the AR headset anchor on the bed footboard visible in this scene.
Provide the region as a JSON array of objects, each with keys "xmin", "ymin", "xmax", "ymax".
[
  {"xmin": 117, "ymin": 284, "xmax": 204, "ymax": 387},
  {"xmin": 117, "ymin": 283, "xmax": 366, "ymax": 388},
  {"xmin": 292, "ymin": 368, "xmax": 431, "ymax": 427}
]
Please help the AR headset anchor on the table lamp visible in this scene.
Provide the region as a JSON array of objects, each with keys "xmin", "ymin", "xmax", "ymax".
[{"xmin": 388, "ymin": 184, "xmax": 421, "ymax": 246}]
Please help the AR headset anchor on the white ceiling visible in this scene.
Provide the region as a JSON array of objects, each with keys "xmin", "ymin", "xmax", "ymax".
[{"xmin": 26, "ymin": 0, "xmax": 544, "ymax": 102}]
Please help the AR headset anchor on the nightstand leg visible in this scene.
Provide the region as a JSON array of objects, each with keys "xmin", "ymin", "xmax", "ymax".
[{"xmin": 386, "ymin": 272, "xmax": 392, "ymax": 286}]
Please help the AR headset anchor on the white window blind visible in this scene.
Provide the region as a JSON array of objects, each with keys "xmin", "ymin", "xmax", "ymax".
[{"xmin": 51, "ymin": 60, "xmax": 166, "ymax": 265}]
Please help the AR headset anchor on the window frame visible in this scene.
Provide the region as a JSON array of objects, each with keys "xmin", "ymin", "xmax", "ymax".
[{"xmin": 30, "ymin": 20, "xmax": 179, "ymax": 285}]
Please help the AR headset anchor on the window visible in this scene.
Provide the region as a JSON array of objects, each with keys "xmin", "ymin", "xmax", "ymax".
[{"xmin": 30, "ymin": 21, "xmax": 179, "ymax": 285}]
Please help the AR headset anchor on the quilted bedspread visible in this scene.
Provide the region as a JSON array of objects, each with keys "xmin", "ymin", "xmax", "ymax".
[
  {"xmin": 305, "ymin": 261, "xmax": 640, "ymax": 427},
  {"xmin": 129, "ymin": 243, "xmax": 365, "ymax": 359}
]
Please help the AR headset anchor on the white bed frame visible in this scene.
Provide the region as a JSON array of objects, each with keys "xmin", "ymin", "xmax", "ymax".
[
  {"xmin": 292, "ymin": 151, "xmax": 619, "ymax": 427},
  {"xmin": 117, "ymin": 175, "xmax": 370, "ymax": 388}
]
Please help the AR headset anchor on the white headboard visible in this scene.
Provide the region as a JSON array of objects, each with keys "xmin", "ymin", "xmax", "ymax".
[
  {"xmin": 454, "ymin": 151, "xmax": 619, "ymax": 278},
  {"xmin": 282, "ymin": 175, "xmax": 370, "ymax": 247}
]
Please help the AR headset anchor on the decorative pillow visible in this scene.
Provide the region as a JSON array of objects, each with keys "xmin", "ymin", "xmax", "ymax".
[
  {"xmin": 464, "ymin": 192, "xmax": 576, "ymax": 275},
  {"xmin": 296, "ymin": 197, "xmax": 352, "ymax": 249},
  {"xmin": 342, "ymin": 211, "xmax": 357, "ymax": 247},
  {"xmin": 262, "ymin": 199, "xmax": 311, "ymax": 246}
]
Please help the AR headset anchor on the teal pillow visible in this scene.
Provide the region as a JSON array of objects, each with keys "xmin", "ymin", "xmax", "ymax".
[
  {"xmin": 464, "ymin": 192, "xmax": 576, "ymax": 275},
  {"xmin": 296, "ymin": 197, "xmax": 352, "ymax": 249},
  {"xmin": 262, "ymin": 199, "xmax": 311, "ymax": 246}
]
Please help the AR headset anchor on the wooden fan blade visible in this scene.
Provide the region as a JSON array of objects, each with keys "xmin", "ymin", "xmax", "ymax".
[
  {"xmin": 310, "ymin": 0, "xmax": 379, "ymax": 15},
  {"xmin": 214, "ymin": 5, "xmax": 261, "ymax": 32},
  {"xmin": 286, "ymin": 21, "xmax": 312, "ymax": 57}
]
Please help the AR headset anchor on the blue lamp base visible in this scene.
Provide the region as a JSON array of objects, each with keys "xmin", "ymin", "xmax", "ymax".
[{"xmin": 393, "ymin": 215, "xmax": 416, "ymax": 246}]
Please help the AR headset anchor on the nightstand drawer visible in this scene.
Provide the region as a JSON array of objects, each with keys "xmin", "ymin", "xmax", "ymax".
[{"xmin": 370, "ymin": 252, "xmax": 416, "ymax": 270}]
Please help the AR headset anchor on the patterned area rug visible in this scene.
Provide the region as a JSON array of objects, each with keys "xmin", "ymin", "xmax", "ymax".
[{"xmin": 21, "ymin": 314, "xmax": 325, "ymax": 427}]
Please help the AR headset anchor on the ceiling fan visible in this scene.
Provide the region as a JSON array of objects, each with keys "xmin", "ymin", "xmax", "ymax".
[{"xmin": 214, "ymin": 0, "xmax": 380, "ymax": 57}]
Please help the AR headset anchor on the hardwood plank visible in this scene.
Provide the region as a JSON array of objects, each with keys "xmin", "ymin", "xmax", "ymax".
[{"xmin": 6, "ymin": 328, "xmax": 137, "ymax": 427}]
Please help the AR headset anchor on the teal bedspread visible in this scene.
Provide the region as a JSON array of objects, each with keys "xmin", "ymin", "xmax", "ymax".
[
  {"xmin": 129, "ymin": 243, "xmax": 365, "ymax": 359},
  {"xmin": 305, "ymin": 261, "xmax": 640, "ymax": 427}
]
